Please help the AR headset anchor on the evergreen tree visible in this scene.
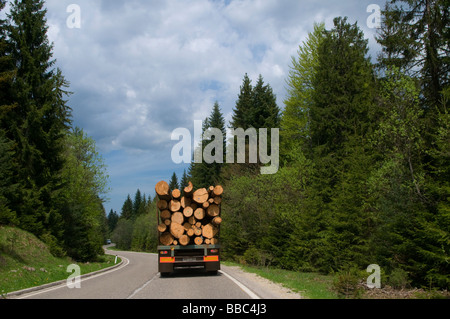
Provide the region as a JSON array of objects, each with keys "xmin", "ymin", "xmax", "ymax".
[
  {"xmin": 281, "ymin": 22, "xmax": 325, "ymax": 161},
  {"xmin": 230, "ymin": 73, "xmax": 253, "ymax": 129},
  {"xmin": 180, "ymin": 169, "xmax": 189, "ymax": 194},
  {"xmin": 107, "ymin": 209, "xmax": 119, "ymax": 234},
  {"xmin": 133, "ymin": 189, "xmax": 142, "ymax": 219},
  {"xmin": 4, "ymin": 0, "xmax": 72, "ymax": 237},
  {"xmin": 0, "ymin": 0, "xmax": 15, "ymax": 122},
  {"xmin": 377, "ymin": 0, "xmax": 449, "ymax": 113},
  {"xmin": 169, "ymin": 172, "xmax": 179, "ymax": 190},
  {"xmin": 0, "ymin": 1, "xmax": 17, "ymax": 225},
  {"xmin": 121, "ymin": 195, "xmax": 133, "ymax": 220},
  {"xmin": 0, "ymin": 132, "xmax": 18, "ymax": 225},
  {"xmin": 252, "ymin": 75, "xmax": 280, "ymax": 130},
  {"xmin": 307, "ymin": 17, "xmax": 377, "ymax": 270},
  {"xmin": 189, "ymin": 102, "xmax": 226, "ymax": 187}
]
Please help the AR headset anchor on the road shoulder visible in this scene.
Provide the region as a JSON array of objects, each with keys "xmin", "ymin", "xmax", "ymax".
[{"xmin": 220, "ymin": 264, "xmax": 303, "ymax": 299}]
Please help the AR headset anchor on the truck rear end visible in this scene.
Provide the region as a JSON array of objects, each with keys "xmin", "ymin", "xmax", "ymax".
[
  {"xmin": 155, "ymin": 181, "xmax": 224, "ymax": 276},
  {"xmin": 158, "ymin": 244, "xmax": 220, "ymax": 275}
]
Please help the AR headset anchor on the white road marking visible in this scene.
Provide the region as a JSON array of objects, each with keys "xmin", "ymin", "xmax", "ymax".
[
  {"xmin": 126, "ymin": 273, "xmax": 159, "ymax": 299},
  {"xmin": 219, "ymin": 270, "xmax": 261, "ymax": 299},
  {"xmin": 16, "ymin": 256, "xmax": 130, "ymax": 299}
]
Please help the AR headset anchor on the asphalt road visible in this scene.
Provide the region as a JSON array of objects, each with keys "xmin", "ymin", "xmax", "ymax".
[{"xmin": 13, "ymin": 249, "xmax": 254, "ymax": 299}]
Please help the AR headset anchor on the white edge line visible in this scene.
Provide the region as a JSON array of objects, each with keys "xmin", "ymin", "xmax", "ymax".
[
  {"xmin": 15, "ymin": 256, "xmax": 130, "ymax": 299},
  {"xmin": 219, "ymin": 270, "xmax": 261, "ymax": 300}
]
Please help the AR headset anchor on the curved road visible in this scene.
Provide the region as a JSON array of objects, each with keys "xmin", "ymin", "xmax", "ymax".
[{"xmin": 14, "ymin": 249, "xmax": 253, "ymax": 299}]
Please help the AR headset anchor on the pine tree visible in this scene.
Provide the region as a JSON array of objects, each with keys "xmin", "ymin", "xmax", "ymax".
[
  {"xmin": 0, "ymin": 0, "xmax": 15, "ymax": 121},
  {"xmin": 230, "ymin": 73, "xmax": 253, "ymax": 129},
  {"xmin": 308, "ymin": 17, "xmax": 377, "ymax": 270},
  {"xmin": 121, "ymin": 195, "xmax": 133, "ymax": 220},
  {"xmin": 169, "ymin": 172, "xmax": 179, "ymax": 190},
  {"xmin": 0, "ymin": 132, "xmax": 18, "ymax": 225},
  {"xmin": 252, "ymin": 75, "xmax": 280, "ymax": 130},
  {"xmin": 377, "ymin": 0, "xmax": 449, "ymax": 113},
  {"xmin": 107, "ymin": 209, "xmax": 119, "ymax": 233},
  {"xmin": 180, "ymin": 169, "xmax": 189, "ymax": 194},
  {"xmin": 189, "ymin": 102, "xmax": 226, "ymax": 187},
  {"xmin": 133, "ymin": 189, "xmax": 142, "ymax": 219},
  {"xmin": 281, "ymin": 22, "xmax": 325, "ymax": 161},
  {"xmin": 4, "ymin": 0, "xmax": 72, "ymax": 237}
]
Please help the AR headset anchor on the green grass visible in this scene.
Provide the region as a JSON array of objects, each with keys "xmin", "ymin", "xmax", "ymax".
[
  {"xmin": 223, "ymin": 261, "xmax": 338, "ymax": 299},
  {"xmin": 0, "ymin": 226, "xmax": 119, "ymax": 297}
]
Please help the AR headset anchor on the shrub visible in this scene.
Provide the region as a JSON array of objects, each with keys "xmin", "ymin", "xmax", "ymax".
[{"xmin": 332, "ymin": 267, "xmax": 365, "ymax": 299}]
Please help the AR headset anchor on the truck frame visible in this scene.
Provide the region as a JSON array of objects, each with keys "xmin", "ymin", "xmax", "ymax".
[{"xmin": 157, "ymin": 208, "xmax": 220, "ymax": 275}]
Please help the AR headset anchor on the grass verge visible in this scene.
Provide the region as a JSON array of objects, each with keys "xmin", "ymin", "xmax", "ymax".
[
  {"xmin": 222, "ymin": 261, "xmax": 338, "ymax": 299},
  {"xmin": 0, "ymin": 226, "xmax": 119, "ymax": 298}
]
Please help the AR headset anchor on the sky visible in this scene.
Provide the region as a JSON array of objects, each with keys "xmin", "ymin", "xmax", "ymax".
[{"xmin": 4, "ymin": 0, "xmax": 386, "ymax": 214}]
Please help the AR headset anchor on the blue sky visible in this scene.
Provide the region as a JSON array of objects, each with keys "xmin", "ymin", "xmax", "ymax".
[{"xmin": 16, "ymin": 0, "xmax": 386, "ymax": 214}]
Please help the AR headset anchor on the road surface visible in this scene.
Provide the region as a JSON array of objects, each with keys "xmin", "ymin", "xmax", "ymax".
[{"xmin": 12, "ymin": 249, "xmax": 264, "ymax": 299}]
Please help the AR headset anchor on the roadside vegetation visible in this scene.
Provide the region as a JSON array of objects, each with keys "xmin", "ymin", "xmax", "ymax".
[
  {"xmin": 224, "ymin": 261, "xmax": 450, "ymax": 299},
  {"xmin": 0, "ymin": 226, "xmax": 118, "ymax": 297}
]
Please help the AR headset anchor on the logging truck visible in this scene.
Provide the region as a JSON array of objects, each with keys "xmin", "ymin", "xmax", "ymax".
[{"xmin": 156, "ymin": 181, "xmax": 222, "ymax": 275}]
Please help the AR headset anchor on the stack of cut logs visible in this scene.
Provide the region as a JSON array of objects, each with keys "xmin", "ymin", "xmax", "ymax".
[{"xmin": 156, "ymin": 180, "xmax": 223, "ymax": 246}]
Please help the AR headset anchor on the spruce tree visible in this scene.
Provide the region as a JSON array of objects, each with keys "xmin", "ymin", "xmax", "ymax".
[
  {"xmin": 180, "ymin": 169, "xmax": 189, "ymax": 194},
  {"xmin": 252, "ymin": 75, "xmax": 280, "ymax": 130},
  {"xmin": 230, "ymin": 73, "xmax": 253, "ymax": 129},
  {"xmin": 5, "ymin": 0, "xmax": 72, "ymax": 237},
  {"xmin": 377, "ymin": 0, "xmax": 449, "ymax": 113},
  {"xmin": 308, "ymin": 17, "xmax": 377, "ymax": 270},
  {"xmin": 189, "ymin": 102, "xmax": 226, "ymax": 187},
  {"xmin": 121, "ymin": 195, "xmax": 133, "ymax": 220},
  {"xmin": 169, "ymin": 172, "xmax": 179, "ymax": 190},
  {"xmin": 281, "ymin": 22, "xmax": 325, "ymax": 161},
  {"xmin": 133, "ymin": 189, "xmax": 142, "ymax": 219}
]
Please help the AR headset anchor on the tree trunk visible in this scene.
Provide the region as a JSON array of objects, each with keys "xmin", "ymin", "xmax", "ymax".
[
  {"xmin": 171, "ymin": 212, "xmax": 184, "ymax": 225},
  {"xmin": 158, "ymin": 223, "xmax": 167, "ymax": 233},
  {"xmin": 160, "ymin": 232, "xmax": 174, "ymax": 245},
  {"xmin": 179, "ymin": 234, "xmax": 190, "ymax": 246},
  {"xmin": 172, "ymin": 188, "xmax": 181, "ymax": 199},
  {"xmin": 183, "ymin": 206, "xmax": 194, "ymax": 218},
  {"xmin": 194, "ymin": 207, "xmax": 205, "ymax": 220},
  {"xmin": 213, "ymin": 185, "xmax": 223, "ymax": 196},
  {"xmin": 193, "ymin": 188, "xmax": 209, "ymax": 204},
  {"xmin": 207, "ymin": 204, "xmax": 220, "ymax": 217},
  {"xmin": 169, "ymin": 199, "xmax": 181, "ymax": 212},
  {"xmin": 194, "ymin": 236, "xmax": 203, "ymax": 245},
  {"xmin": 184, "ymin": 181, "xmax": 194, "ymax": 197},
  {"xmin": 202, "ymin": 223, "xmax": 218, "ymax": 239},
  {"xmin": 170, "ymin": 222, "xmax": 185, "ymax": 239},
  {"xmin": 180, "ymin": 196, "xmax": 191, "ymax": 208},
  {"xmin": 155, "ymin": 181, "xmax": 171, "ymax": 200},
  {"xmin": 160, "ymin": 209, "xmax": 171, "ymax": 220},
  {"xmin": 157, "ymin": 199, "xmax": 168, "ymax": 210},
  {"xmin": 211, "ymin": 216, "xmax": 222, "ymax": 226}
]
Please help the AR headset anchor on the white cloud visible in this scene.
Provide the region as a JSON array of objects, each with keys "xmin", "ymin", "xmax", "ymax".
[{"xmin": 40, "ymin": 0, "xmax": 385, "ymax": 212}]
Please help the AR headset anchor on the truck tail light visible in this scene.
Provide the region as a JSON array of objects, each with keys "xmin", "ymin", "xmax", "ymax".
[
  {"xmin": 210, "ymin": 249, "xmax": 218, "ymax": 253},
  {"xmin": 160, "ymin": 250, "xmax": 168, "ymax": 255}
]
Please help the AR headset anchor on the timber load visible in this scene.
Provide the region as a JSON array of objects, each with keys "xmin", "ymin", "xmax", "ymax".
[{"xmin": 156, "ymin": 180, "xmax": 223, "ymax": 246}]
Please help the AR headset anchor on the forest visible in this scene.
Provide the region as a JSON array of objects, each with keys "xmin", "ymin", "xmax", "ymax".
[{"xmin": 1, "ymin": 0, "xmax": 449, "ymax": 290}]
